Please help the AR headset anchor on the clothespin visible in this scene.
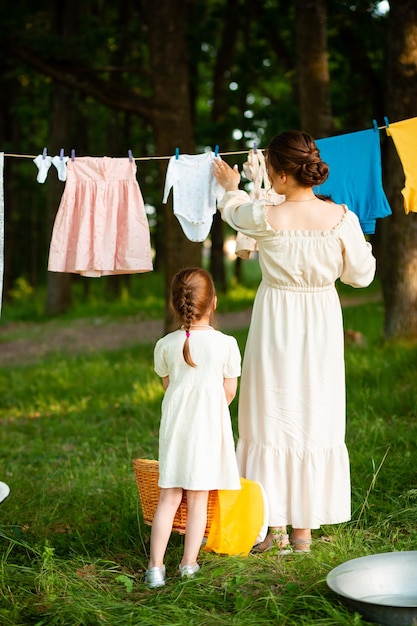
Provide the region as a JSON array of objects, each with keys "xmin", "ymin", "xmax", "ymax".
[
  {"xmin": 372, "ymin": 119, "xmax": 379, "ymax": 132},
  {"xmin": 253, "ymin": 142, "xmax": 257, "ymax": 153},
  {"xmin": 214, "ymin": 144, "xmax": 219, "ymax": 157},
  {"xmin": 42, "ymin": 147, "xmax": 47, "ymax": 159},
  {"xmin": 59, "ymin": 148, "xmax": 64, "ymax": 160},
  {"xmin": 128, "ymin": 149, "xmax": 133, "ymax": 162},
  {"xmin": 384, "ymin": 116, "xmax": 390, "ymax": 128},
  {"xmin": 71, "ymin": 149, "xmax": 75, "ymax": 162},
  {"xmin": 175, "ymin": 147, "xmax": 179, "ymax": 160}
]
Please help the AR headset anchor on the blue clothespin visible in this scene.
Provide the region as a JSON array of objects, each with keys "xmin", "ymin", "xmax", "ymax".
[
  {"xmin": 42, "ymin": 147, "xmax": 47, "ymax": 159},
  {"xmin": 175, "ymin": 147, "xmax": 179, "ymax": 160},
  {"xmin": 59, "ymin": 148, "xmax": 64, "ymax": 160},
  {"xmin": 71, "ymin": 149, "xmax": 75, "ymax": 162},
  {"xmin": 214, "ymin": 144, "xmax": 219, "ymax": 157},
  {"xmin": 372, "ymin": 119, "xmax": 379, "ymax": 132},
  {"xmin": 384, "ymin": 116, "xmax": 390, "ymax": 128},
  {"xmin": 128, "ymin": 149, "xmax": 133, "ymax": 162},
  {"xmin": 253, "ymin": 142, "xmax": 257, "ymax": 153}
]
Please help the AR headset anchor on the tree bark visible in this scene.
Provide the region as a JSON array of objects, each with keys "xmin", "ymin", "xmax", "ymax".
[
  {"xmin": 141, "ymin": 0, "xmax": 202, "ymax": 328},
  {"xmin": 294, "ymin": 0, "xmax": 333, "ymax": 138},
  {"xmin": 45, "ymin": 0, "xmax": 78, "ymax": 315},
  {"xmin": 209, "ymin": 0, "xmax": 240, "ymax": 292},
  {"xmin": 379, "ymin": 0, "xmax": 417, "ymax": 339},
  {"xmin": 45, "ymin": 82, "xmax": 73, "ymax": 316}
]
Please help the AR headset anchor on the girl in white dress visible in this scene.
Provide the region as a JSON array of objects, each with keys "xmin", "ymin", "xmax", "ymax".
[
  {"xmin": 212, "ymin": 131, "xmax": 376, "ymax": 554},
  {"xmin": 145, "ymin": 268, "xmax": 241, "ymax": 587}
]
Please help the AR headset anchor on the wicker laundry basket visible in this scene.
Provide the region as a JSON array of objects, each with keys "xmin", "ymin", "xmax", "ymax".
[{"xmin": 133, "ymin": 458, "xmax": 218, "ymax": 537}]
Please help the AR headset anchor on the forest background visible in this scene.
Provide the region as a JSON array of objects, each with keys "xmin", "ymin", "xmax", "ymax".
[
  {"xmin": 1, "ymin": 3, "xmax": 417, "ymax": 624},
  {"xmin": 0, "ymin": 0, "xmax": 416, "ymax": 338}
]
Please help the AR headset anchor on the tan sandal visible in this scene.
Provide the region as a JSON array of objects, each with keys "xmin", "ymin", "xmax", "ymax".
[
  {"xmin": 252, "ymin": 529, "xmax": 292, "ymax": 554},
  {"xmin": 290, "ymin": 537, "xmax": 312, "ymax": 553}
]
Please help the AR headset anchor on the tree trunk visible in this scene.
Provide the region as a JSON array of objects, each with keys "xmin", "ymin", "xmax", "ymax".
[
  {"xmin": 209, "ymin": 0, "xmax": 240, "ymax": 292},
  {"xmin": 45, "ymin": 83, "xmax": 73, "ymax": 315},
  {"xmin": 45, "ymin": 0, "xmax": 79, "ymax": 315},
  {"xmin": 2, "ymin": 131, "xmax": 18, "ymax": 300},
  {"xmin": 294, "ymin": 0, "xmax": 333, "ymax": 138},
  {"xmin": 142, "ymin": 0, "xmax": 202, "ymax": 329},
  {"xmin": 379, "ymin": 0, "xmax": 417, "ymax": 339}
]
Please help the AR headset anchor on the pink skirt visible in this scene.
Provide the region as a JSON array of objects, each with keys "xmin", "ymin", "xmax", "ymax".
[{"xmin": 48, "ymin": 157, "xmax": 153, "ymax": 277}]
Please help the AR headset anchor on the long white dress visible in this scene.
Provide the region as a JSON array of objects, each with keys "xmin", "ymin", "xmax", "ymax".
[
  {"xmin": 219, "ymin": 191, "xmax": 376, "ymax": 529},
  {"xmin": 154, "ymin": 328, "xmax": 242, "ymax": 491}
]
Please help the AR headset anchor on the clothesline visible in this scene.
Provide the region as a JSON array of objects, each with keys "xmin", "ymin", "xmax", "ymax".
[
  {"xmin": 1, "ymin": 119, "xmax": 390, "ymax": 161},
  {"xmin": 0, "ymin": 117, "xmax": 389, "ymax": 161},
  {"xmin": 0, "ymin": 116, "xmax": 415, "ymax": 301},
  {"xmin": 2, "ymin": 149, "xmax": 255, "ymax": 161}
]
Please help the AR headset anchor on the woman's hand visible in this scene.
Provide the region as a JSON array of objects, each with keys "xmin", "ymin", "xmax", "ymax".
[{"xmin": 212, "ymin": 158, "xmax": 241, "ymax": 191}]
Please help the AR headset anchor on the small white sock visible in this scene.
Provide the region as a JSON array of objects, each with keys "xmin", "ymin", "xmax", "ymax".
[
  {"xmin": 52, "ymin": 155, "xmax": 69, "ymax": 181},
  {"xmin": 33, "ymin": 154, "xmax": 52, "ymax": 183}
]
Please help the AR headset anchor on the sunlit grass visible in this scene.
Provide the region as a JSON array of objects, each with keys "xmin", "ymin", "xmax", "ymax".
[{"xmin": 1, "ymin": 295, "xmax": 416, "ymax": 624}]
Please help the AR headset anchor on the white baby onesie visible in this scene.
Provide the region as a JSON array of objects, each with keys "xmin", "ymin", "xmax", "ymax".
[{"xmin": 163, "ymin": 152, "xmax": 224, "ymax": 242}]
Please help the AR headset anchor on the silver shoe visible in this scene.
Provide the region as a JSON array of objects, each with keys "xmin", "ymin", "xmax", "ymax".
[
  {"xmin": 145, "ymin": 565, "xmax": 166, "ymax": 588},
  {"xmin": 179, "ymin": 562, "xmax": 200, "ymax": 578}
]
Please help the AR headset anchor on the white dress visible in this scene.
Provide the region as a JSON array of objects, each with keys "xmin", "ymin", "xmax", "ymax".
[
  {"xmin": 219, "ymin": 191, "xmax": 376, "ymax": 529},
  {"xmin": 154, "ymin": 328, "xmax": 242, "ymax": 491}
]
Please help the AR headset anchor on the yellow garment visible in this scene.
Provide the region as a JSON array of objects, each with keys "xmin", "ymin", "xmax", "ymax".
[
  {"xmin": 386, "ymin": 117, "xmax": 417, "ymax": 214},
  {"xmin": 203, "ymin": 477, "xmax": 265, "ymax": 556}
]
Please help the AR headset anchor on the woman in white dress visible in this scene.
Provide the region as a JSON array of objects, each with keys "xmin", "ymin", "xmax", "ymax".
[
  {"xmin": 145, "ymin": 268, "xmax": 241, "ymax": 587},
  {"xmin": 212, "ymin": 131, "xmax": 376, "ymax": 553}
]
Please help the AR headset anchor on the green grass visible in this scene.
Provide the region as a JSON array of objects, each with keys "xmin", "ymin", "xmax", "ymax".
[
  {"xmin": 1, "ymin": 287, "xmax": 417, "ymax": 624},
  {"xmin": 1, "ymin": 262, "xmax": 262, "ymax": 326},
  {"xmin": 1, "ymin": 262, "xmax": 381, "ymax": 326}
]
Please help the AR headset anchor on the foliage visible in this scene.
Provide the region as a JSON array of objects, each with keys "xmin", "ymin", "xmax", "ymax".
[
  {"xmin": 326, "ymin": 1, "xmax": 389, "ymax": 130},
  {"xmin": 1, "ymin": 262, "xmax": 262, "ymax": 325},
  {"xmin": 0, "ymin": 298, "xmax": 416, "ymax": 624},
  {"xmin": 0, "ymin": 1, "xmax": 389, "ymax": 294}
]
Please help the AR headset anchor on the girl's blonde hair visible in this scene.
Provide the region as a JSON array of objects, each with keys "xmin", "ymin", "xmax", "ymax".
[{"xmin": 170, "ymin": 267, "xmax": 216, "ymax": 367}]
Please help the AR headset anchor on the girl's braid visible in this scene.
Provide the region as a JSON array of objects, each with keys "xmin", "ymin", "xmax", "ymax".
[
  {"xmin": 169, "ymin": 267, "xmax": 216, "ymax": 368},
  {"xmin": 183, "ymin": 287, "xmax": 195, "ymax": 332},
  {"xmin": 178, "ymin": 285, "xmax": 195, "ymax": 333}
]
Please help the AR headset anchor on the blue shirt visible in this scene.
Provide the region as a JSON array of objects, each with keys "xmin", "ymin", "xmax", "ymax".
[{"xmin": 314, "ymin": 128, "xmax": 391, "ymax": 234}]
